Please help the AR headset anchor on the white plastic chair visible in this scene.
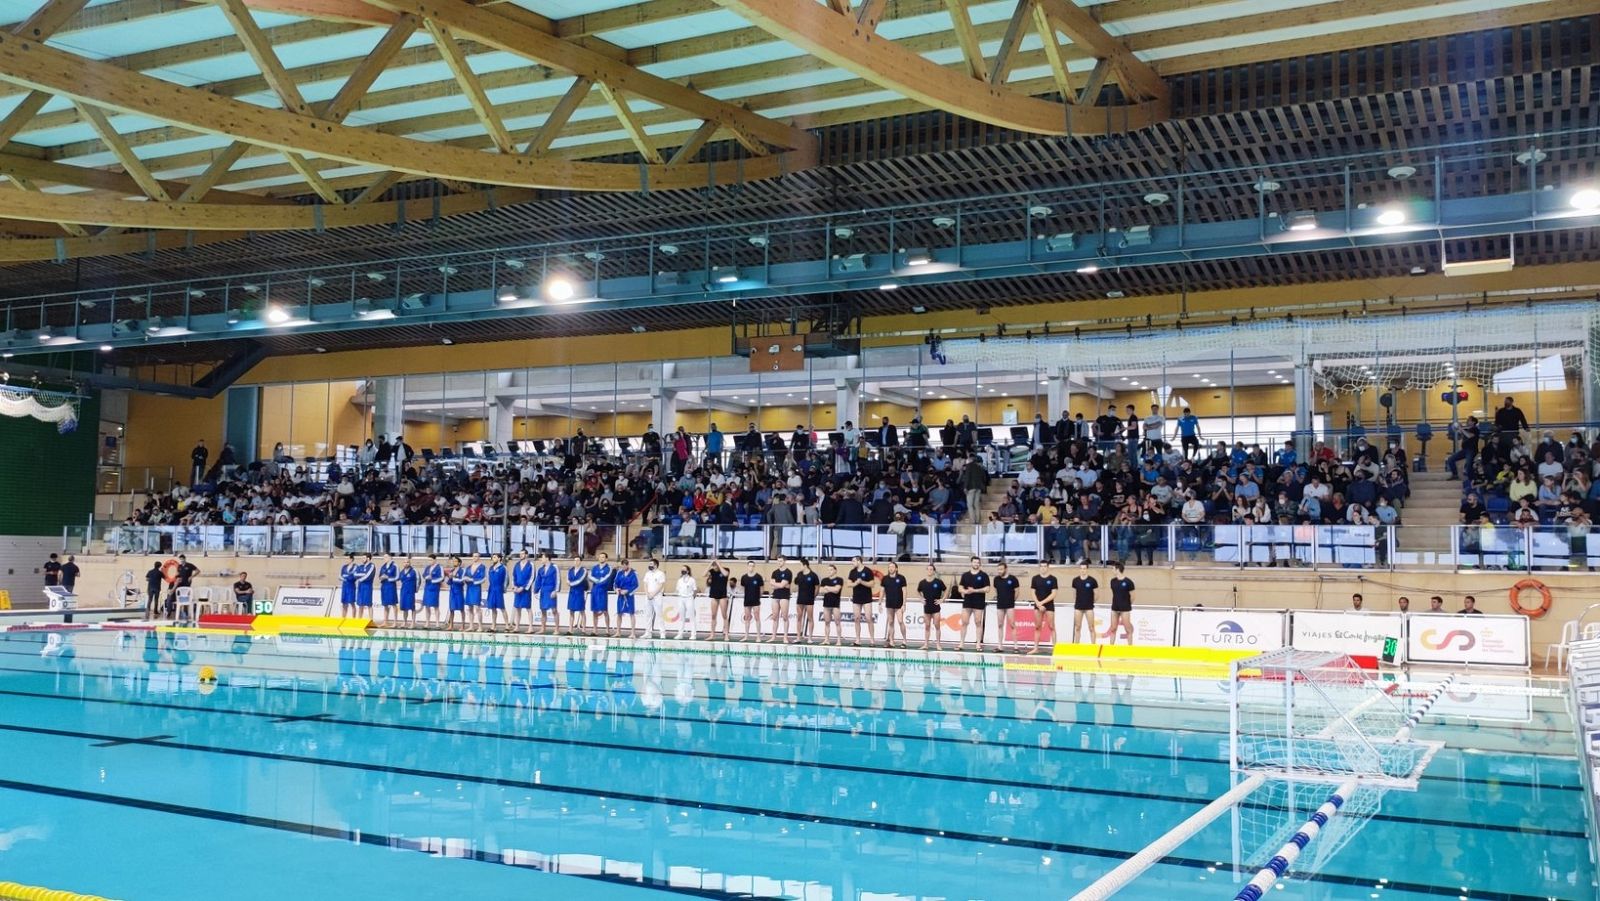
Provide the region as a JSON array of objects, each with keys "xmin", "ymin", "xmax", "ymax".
[
  {"xmin": 1546, "ymin": 619, "xmax": 1578, "ymax": 671},
  {"xmin": 193, "ymin": 587, "xmax": 217, "ymax": 619},
  {"xmin": 172, "ymin": 587, "xmax": 196, "ymax": 623}
]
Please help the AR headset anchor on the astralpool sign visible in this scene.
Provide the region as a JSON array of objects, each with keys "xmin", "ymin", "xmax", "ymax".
[
  {"xmin": 272, "ymin": 586, "xmax": 335, "ymax": 618},
  {"xmin": 1176, "ymin": 609, "xmax": 1285, "ymax": 651}
]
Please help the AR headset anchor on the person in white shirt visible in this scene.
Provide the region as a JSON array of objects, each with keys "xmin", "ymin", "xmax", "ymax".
[
  {"xmin": 641, "ymin": 559, "xmax": 669, "ymax": 638},
  {"xmin": 1017, "ymin": 463, "xmax": 1041, "ymax": 489},
  {"xmin": 674, "ymin": 567, "xmax": 699, "ymax": 639},
  {"xmin": 1143, "ymin": 404, "xmax": 1166, "ymax": 453},
  {"xmin": 1303, "ymin": 477, "xmax": 1331, "ymax": 501}
]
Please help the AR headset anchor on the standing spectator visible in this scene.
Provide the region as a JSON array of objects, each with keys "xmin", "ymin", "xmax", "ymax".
[
  {"xmin": 879, "ymin": 416, "xmax": 899, "ymax": 451},
  {"xmin": 1094, "ymin": 403, "xmax": 1122, "ymax": 451},
  {"xmin": 961, "ymin": 455, "xmax": 988, "ymax": 521},
  {"xmin": 42, "ymin": 553, "xmax": 61, "ymax": 587},
  {"xmin": 956, "ymin": 415, "xmax": 977, "ymax": 450},
  {"xmin": 1177, "ymin": 407, "xmax": 1202, "ymax": 458},
  {"xmin": 704, "ymin": 423, "xmax": 724, "ymax": 465},
  {"xmin": 145, "ymin": 560, "xmax": 164, "ymax": 617},
  {"xmin": 940, "ymin": 419, "xmax": 958, "ymax": 449},
  {"xmin": 1494, "ymin": 397, "xmax": 1529, "ymax": 455},
  {"xmin": 1124, "ymin": 404, "xmax": 1141, "ymax": 459},
  {"xmin": 190, "ymin": 439, "xmax": 209, "ymax": 485},
  {"xmin": 216, "ymin": 443, "xmax": 237, "ymax": 481},
  {"xmin": 1445, "ymin": 416, "xmax": 1481, "ymax": 481},
  {"xmin": 1143, "ymin": 404, "xmax": 1166, "ymax": 454},
  {"xmin": 670, "ymin": 427, "xmax": 691, "ymax": 477},
  {"xmin": 59, "ymin": 555, "xmax": 80, "ymax": 592}
]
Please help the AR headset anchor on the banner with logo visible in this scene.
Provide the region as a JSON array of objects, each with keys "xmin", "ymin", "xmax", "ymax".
[
  {"xmin": 1079, "ymin": 606, "xmax": 1178, "ymax": 647},
  {"xmin": 272, "ymin": 586, "xmax": 335, "ymax": 617},
  {"xmin": 1290, "ymin": 611, "xmax": 1402, "ymax": 658},
  {"xmin": 1177, "ymin": 609, "xmax": 1286, "ymax": 651},
  {"xmin": 1405, "ymin": 613, "xmax": 1529, "ymax": 667}
]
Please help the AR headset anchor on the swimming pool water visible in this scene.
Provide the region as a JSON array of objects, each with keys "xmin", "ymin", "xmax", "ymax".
[{"xmin": 0, "ymin": 630, "xmax": 1588, "ymax": 900}]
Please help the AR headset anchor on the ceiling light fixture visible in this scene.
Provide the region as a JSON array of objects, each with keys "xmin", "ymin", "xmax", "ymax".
[
  {"xmin": 710, "ymin": 265, "xmax": 740, "ymax": 284},
  {"xmin": 1284, "ymin": 210, "xmax": 1318, "ymax": 232},
  {"xmin": 1253, "ymin": 179, "xmax": 1281, "ymax": 193},
  {"xmin": 265, "ymin": 305, "xmax": 291, "ymax": 324},
  {"xmin": 1387, "ymin": 165, "xmax": 1417, "ymax": 180},
  {"xmin": 306, "ymin": 277, "xmax": 326, "ymax": 288},
  {"xmin": 544, "ymin": 275, "xmax": 577, "ymax": 301},
  {"xmin": 1076, "ymin": 263, "xmax": 1100, "ymax": 274},
  {"xmin": 1572, "ymin": 188, "xmax": 1600, "ymax": 212},
  {"xmin": 1376, "ymin": 207, "xmax": 1407, "ymax": 227},
  {"xmin": 902, "ymin": 247, "xmax": 932, "ymax": 267},
  {"xmin": 1143, "ymin": 192, "xmax": 1170, "ymax": 206},
  {"xmin": 502, "ymin": 258, "xmax": 526, "ymax": 270}
]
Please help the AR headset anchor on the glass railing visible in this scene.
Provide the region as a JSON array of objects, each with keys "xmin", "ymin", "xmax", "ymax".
[{"xmin": 76, "ymin": 520, "xmax": 1599, "ymax": 574}]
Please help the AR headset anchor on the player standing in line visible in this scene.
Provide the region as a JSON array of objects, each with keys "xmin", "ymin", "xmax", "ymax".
[
  {"xmin": 674, "ymin": 565, "xmax": 699, "ymax": 640},
  {"xmin": 847, "ymin": 556, "xmax": 876, "ymax": 646},
  {"xmin": 992, "ymin": 562, "xmax": 1020, "ymax": 651},
  {"xmin": 589, "ymin": 552, "xmax": 615, "ymax": 637},
  {"xmin": 377, "ymin": 552, "xmax": 399, "ymax": 626},
  {"xmin": 565, "ymin": 557, "xmax": 589, "ymax": 634},
  {"xmin": 1029, "ymin": 561, "xmax": 1059, "ymax": 654},
  {"xmin": 445, "ymin": 555, "xmax": 467, "ymax": 631},
  {"xmin": 339, "ymin": 554, "xmax": 357, "ymax": 618},
  {"xmin": 533, "ymin": 552, "xmax": 560, "ymax": 635},
  {"xmin": 354, "ymin": 553, "xmax": 377, "ymax": 619},
  {"xmin": 819, "ymin": 564, "xmax": 845, "ymax": 646},
  {"xmin": 705, "ymin": 561, "xmax": 730, "ymax": 641},
  {"xmin": 739, "ymin": 561, "xmax": 765, "ymax": 642},
  {"xmin": 880, "ymin": 562, "xmax": 908, "ymax": 648},
  {"xmin": 641, "ymin": 559, "xmax": 667, "ymax": 638},
  {"xmin": 958, "ymin": 556, "xmax": 991, "ymax": 651},
  {"xmin": 793, "ymin": 559, "xmax": 819, "ymax": 644},
  {"xmin": 1069, "ymin": 561, "xmax": 1100, "ymax": 645},
  {"xmin": 421, "ymin": 555, "xmax": 444, "ymax": 629},
  {"xmin": 614, "ymin": 559, "xmax": 640, "ymax": 638},
  {"xmin": 1108, "ymin": 561, "xmax": 1136, "ymax": 646},
  {"xmin": 485, "ymin": 553, "xmax": 508, "ymax": 632},
  {"xmin": 463, "ymin": 552, "xmax": 487, "ymax": 632},
  {"xmin": 398, "ymin": 556, "xmax": 418, "ymax": 630},
  {"xmin": 917, "ymin": 565, "xmax": 948, "ymax": 651},
  {"xmin": 769, "ymin": 558, "xmax": 794, "ymax": 644},
  {"xmin": 510, "ymin": 550, "xmax": 534, "ymax": 633}
]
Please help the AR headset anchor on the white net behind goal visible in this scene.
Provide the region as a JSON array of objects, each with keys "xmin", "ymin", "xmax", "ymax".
[{"xmin": 1230, "ymin": 649, "xmax": 1437, "ymax": 787}]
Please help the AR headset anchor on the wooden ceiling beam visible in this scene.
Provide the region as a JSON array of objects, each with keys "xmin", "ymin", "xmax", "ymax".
[
  {"xmin": 1033, "ymin": 0, "xmax": 1167, "ymax": 101},
  {"xmin": 1031, "ymin": 0, "xmax": 1075, "ymax": 101},
  {"xmin": 667, "ymin": 119, "xmax": 718, "ymax": 166},
  {"xmin": 11, "ymin": 0, "xmax": 92, "ymax": 39},
  {"xmin": 364, "ymin": 0, "xmax": 812, "ymax": 151},
  {"xmin": 523, "ymin": 76, "xmax": 592, "ymax": 156},
  {"xmin": 943, "ymin": 0, "xmax": 988, "ymax": 81},
  {"xmin": 6, "ymin": 173, "xmax": 88, "ymax": 235},
  {"xmin": 0, "ymin": 148, "xmax": 280, "ymax": 204},
  {"xmin": 72, "ymin": 102, "xmax": 173, "ymax": 202},
  {"xmin": 987, "ymin": 0, "xmax": 1033, "ymax": 87},
  {"xmin": 714, "ymin": 0, "xmax": 1160, "ymax": 135},
  {"xmin": 554, "ymin": 0, "xmax": 715, "ymax": 39},
  {"xmin": 423, "ymin": 18, "xmax": 516, "ymax": 154},
  {"xmin": 596, "ymin": 82, "xmax": 664, "ymax": 164},
  {"xmin": 320, "ymin": 14, "xmax": 419, "ymax": 122}
]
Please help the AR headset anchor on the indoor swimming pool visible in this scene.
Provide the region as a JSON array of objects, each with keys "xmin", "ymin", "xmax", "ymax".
[{"xmin": 0, "ymin": 629, "xmax": 1587, "ymax": 900}]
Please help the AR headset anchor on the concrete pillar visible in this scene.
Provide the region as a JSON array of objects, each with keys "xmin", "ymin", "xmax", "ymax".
[
  {"xmin": 371, "ymin": 377, "xmax": 406, "ymax": 446},
  {"xmin": 834, "ymin": 377, "xmax": 861, "ymax": 430},
  {"xmin": 1292, "ymin": 360, "xmax": 1315, "ymax": 457},
  {"xmin": 1046, "ymin": 372, "xmax": 1070, "ymax": 418},
  {"xmin": 651, "ymin": 387, "xmax": 678, "ymax": 435},
  {"xmin": 486, "ymin": 372, "xmax": 517, "ymax": 447}
]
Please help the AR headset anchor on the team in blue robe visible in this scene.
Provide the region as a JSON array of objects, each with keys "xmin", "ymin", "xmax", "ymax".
[
  {"xmin": 353, "ymin": 555, "xmax": 376, "ymax": 608},
  {"xmin": 535, "ymin": 554, "xmax": 560, "ymax": 633},
  {"xmin": 566, "ymin": 563, "xmax": 589, "ymax": 631},
  {"xmin": 339, "ymin": 558, "xmax": 357, "ymax": 612},
  {"xmin": 378, "ymin": 556, "xmax": 399, "ymax": 609},
  {"xmin": 421, "ymin": 557, "xmax": 444, "ymax": 624},
  {"xmin": 398, "ymin": 559, "xmax": 418, "ymax": 621}
]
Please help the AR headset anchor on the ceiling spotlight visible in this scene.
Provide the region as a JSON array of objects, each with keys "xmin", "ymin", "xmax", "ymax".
[
  {"xmin": 35, "ymin": 325, "xmax": 52, "ymax": 342},
  {"xmin": 833, "ymin": 226, "xmax": 854, "ymax": 240},
  {"xmin": 112, "ymin": 318, "xmax": 142, "ymax": 336},
  {"xmin": 879, "ymin": 281, "xmax": 901, "ymax": 292},
  {"xmin": 440, "ymin": 337, "xmax": 454, "ymax": 346},
  {"xmin": 1253, "ymin": 179, "xmax": 1281, "ymax": 193},
  {"xmin": 437, "ymin": 265, "xmax": 458, "ymax": 277},
  {"xmin": 398, "ymin": 293, "xmax": 427, "ymax": 311},
  {"xmin": 1410, "ymin": 265, "xmax": 1427, "ymax": 275},
  {"xmin": 352, "ymin": 297, "xmax": 373, "ymax": 317},
  {"xmin": 306, "ymin": 277, "xmax": 326, "ymax": 288},
  {"xmin": 1143, "ymin": 192, "xmax": 1170, "ymax": 206},
  {"xmin": 240, "ymin": 283, "xmax": 261, "ymax": 294},
  {"xmin": 1042, "ymin": 232, "xmax": 1075, "ymax": 253},
  {"xmin": 581, "ymin": 252, "xmax": 605, "ymax": 263},
  {"xmin": 265, "ymin": 305, "xmax": 291, "ymax": 324},
  {"xmin": 497, "ymin": 288, "xmax": 518, "ymax": 304},
  {"xmin": 836, "ymin": 252, "xmax": 869, "ymax": 272},
  {"xmin": 747, "ymin": 235, "xmax": 769, "ymax": 247},
  {"xmin": 365, "ymin": 271, "xmax": 387, "ymax": 282},
  {"xmin": 99, "ymin": 344, "xmax": 113, "ymax": 352},
  {"xmin": 657, "ymin": 243, "xmax": 679, "ymax": 256},
  {"xmin": 1106, "ymin": 290, "xmax": 1126, "ymax": 298},
  {"xmin": 1120, "ymin": 225, "xmax": 1153, "ymax": 247},
  {"xmin": 630, "ymin": 325, "xmax": 647, "ymax": 333},
  {"xmin": 1284, "ymin": 210, "xmax": 1318, "ymax": 232},
  {"xmin": 313, "ymin": 346, "xmax": 328, "ymax": 354},
  {"xmin": 545, "ymin": 275, "xmax": 577, "ymax": 300},
  {"xmin": 145, "ymin": 316, "xmax": 164, "ymax": 333},
  {"xmin": 1572, "ymin": 188, "xmax": 1600, "ymax": 212},
  {"xmin": 710, "ymin": 265, "xmax": 740, "ymax": 284},
  {"xmin": 1027, "ymin": 204, "xmax": 1052, "ymax": 219},
  {"xmin": 225, "ymin": 309, "xmax": 242, "ymax": 325},
  {"xmin": 1076, "ymin": 263, "xmax": 1100, "ymax": 274},
  {"xmin": 1514, "ymin": 148, "xmax": 1547, "ymax": 165},
  {"xmin": 1387, "ymin": 165, "xmax": 1417, "ymax": 180},
  {"xmin": 931, "ymin": 216, "xmax": 956, "ymax": 228},
  {"xmin": 902, "ymin": 247, "xmax": 932, "ymax": 267},
  {"xmin": 910, "ymin": 304, "xmax": 927, "ymax": 314},
  {"xmin": 502, "ymin": 258, "xmax": 526, "ymax": 270},
  {"xmin": 1376, "ymin": 207, "xmax": 1407, "ymax": 227},
  {"xmin": 187, "ymin": 288, "xmax": 207, "ymax": 299}
]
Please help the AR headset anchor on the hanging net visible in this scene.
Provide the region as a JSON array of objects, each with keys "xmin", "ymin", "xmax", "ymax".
[{"xmin": 0, "ymin": 387, "xmax": 80, "ymax": 433}]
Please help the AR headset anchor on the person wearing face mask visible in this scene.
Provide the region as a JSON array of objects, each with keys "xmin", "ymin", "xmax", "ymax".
[
  {"xmin": 674, "ymin": 566, "xmax": 699, "ymax": 640},
  {"xmin": 642, "ymin": 558, "xmax": 668, "ymax": 639}
]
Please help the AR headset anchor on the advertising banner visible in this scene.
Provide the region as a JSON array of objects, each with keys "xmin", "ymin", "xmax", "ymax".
[
  {"xmin": 1290, "ymin": 611, "xmax": 1403, "ymax": 658},
  {"xmin": 1077, "ymin": 606, "xmax": 1179, "ymax": 647},
  {"xmin": 1176, "ymin": 608, "xmax": 1286, "ymax": 651},
  {"xmin": 272, "ymin": 586, "xmax": 335, "ymax": 618},
  {"xmin": 1404, "ymin": 613, "xmax": 1530, "ymax": 667}
]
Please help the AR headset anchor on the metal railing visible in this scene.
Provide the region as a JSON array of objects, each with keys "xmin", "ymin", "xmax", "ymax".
[{"xmin": 66, "ymin": 519, "xmax": 1600, "ymax": 574}]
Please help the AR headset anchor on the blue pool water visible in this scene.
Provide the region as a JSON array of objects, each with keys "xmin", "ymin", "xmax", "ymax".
[{"xmin": 0, "ymin": 629, "xmax": 1588, "ymax": 900}]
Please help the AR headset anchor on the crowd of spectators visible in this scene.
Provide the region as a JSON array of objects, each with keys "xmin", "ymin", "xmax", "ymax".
[{"xmin": 1451, "ymin": 397, "xmax": 1597, "ymax": 533}]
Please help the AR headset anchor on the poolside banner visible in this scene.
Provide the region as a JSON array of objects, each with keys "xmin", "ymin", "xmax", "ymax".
[
  {"xmin": 1176, "ymin": 609, "xmax": 1286, "ymax": 651},
  {"xmin": 1404, "ymin": 613, "xmax": 1530, "ymax": 667},
  {"xmin": 1290, "ymin": 611, "xmax": 1402, "ymax": 658},
  {"xmin": 272, "ymin": 586, "xmax": 335, "ymax": 618},
  {"xmin": 1089, "ymin": 607, "xmax": 1177, "ymax": 647}
]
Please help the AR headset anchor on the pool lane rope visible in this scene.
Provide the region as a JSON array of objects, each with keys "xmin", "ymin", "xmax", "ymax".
[
  {"xmin": 0, "ymin": 882, "xmax": 121, "ymax": 901},
  {"xmin": 1394, "ymin": 674, "xmax": 1455, "ymax": 743},
  {"xmin": 1231, "ymin": 778, "xmax": 1360, "ymax": 901}
]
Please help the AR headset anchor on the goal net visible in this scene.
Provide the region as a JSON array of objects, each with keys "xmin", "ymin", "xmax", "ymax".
[
  {"xmin": 1235, "ymin": 780, "xmax": 1386, "ymax": 880},
  {"xmin": 1229, "ymin": 649, "xmax": 1439, "ymax": 788}
]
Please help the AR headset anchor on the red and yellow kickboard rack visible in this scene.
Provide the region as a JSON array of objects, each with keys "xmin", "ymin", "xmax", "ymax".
[
  {"xmin": 167, "ymin": 613, "xmax": 372, "ymax": 636},
  {"xmin": 1012, "ymin": 643, "xmax": 1259, "ymax": 677}
]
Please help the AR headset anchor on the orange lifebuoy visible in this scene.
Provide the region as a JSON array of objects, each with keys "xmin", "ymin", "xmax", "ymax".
[
  {"xmin": 1509, "ymin": 578, "xmax": 1552, "ymax": 618},
  {"xmin": 160, "ymin": 558, "xmax": 181, "ymax": 586}
]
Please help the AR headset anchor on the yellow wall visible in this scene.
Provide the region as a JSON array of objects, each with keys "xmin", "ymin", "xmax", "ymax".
[
  {"xmin": 122, "ymin": 392, "xmax": 227, "ymax": 480},
  {"xmin": 257, "ymin": 381, "xmax": 367, "ymax": 457}
]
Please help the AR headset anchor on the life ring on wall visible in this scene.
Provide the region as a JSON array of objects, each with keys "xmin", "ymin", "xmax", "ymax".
[
  {"xmin": 1508, "ymin": 578, "xmax": 1552, "ymax": 618},
  {"xmin": 160, "ymin": 558, "xmax": 181, "ymax": 586}
]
